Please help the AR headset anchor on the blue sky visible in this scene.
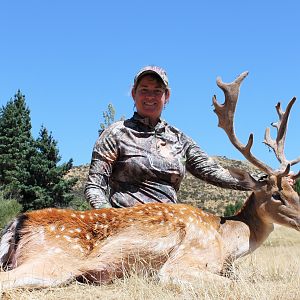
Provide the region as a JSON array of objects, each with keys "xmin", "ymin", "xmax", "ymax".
[{"xmin": 1, "ymin": 1, "xmax": 299, "ymax": 171}]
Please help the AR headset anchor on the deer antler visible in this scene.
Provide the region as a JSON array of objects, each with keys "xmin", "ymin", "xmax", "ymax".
[
  {"xmin": 212, "ymin": 72, "xmax": 274, "ymax": 175},
  {"xmin": 264, "ymin": 97, "xmax": 300, "ymax": 170},
  {"xmin": 213, "ymin": 72, "xmax": 300, "ymax": 179}
]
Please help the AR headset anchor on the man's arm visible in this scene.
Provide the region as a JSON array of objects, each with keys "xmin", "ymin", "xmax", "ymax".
[{"xmin": 85, "ymin": 126, "xmax": 119, "ymax": 208}]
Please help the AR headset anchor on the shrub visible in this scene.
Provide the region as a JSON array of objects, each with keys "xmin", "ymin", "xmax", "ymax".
[
  {"xmin": 295, "ymin": 179, "xmax": 300, "ymax": 195},
  {"xmin": 224, "ymin": 199, "xmax": 244, "ymax": 216},
  {"xmin": 0, "ymin": 198, "xmax": 22, "ymax": 229},
  {"xmin": 68, "ymin": 196, "xmax": 90, "ymax": 211}
]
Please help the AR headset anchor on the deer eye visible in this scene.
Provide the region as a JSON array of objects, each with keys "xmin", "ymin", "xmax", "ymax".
[
  {"xmin": 272, "ymin": 192, "xmax": 282, "ymax": 201},
  {"xmin": 272, "ymin": 192, "xmax": 285, "ymax": 204}
]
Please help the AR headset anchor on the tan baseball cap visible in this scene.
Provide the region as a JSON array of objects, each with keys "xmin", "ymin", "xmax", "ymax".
[{"xmin": 134, "ymin": 65, "xmax": 169, "ymax": 88}]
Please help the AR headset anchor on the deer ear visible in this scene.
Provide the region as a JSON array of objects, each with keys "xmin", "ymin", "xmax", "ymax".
[{"xmin": 228, "ymin": 167, "xmax": 266, "ymax": 190}]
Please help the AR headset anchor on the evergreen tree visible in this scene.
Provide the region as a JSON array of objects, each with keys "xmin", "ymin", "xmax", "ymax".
[
  {"xmin": 0, "ymin": 91, "xmax": 33, "ymax": 199},
  {"xmin": 99, "ymin": 103, "xmax": 116, "ymax": 135},
  {"xmin": 20, "ymin": 126, "xmax": 77, "ymax": 210},
  {"xmin": 98, "ymin": 103, "xmax": 125, "ymax": 135},
  {"xmin": 0, "ymin": 90, "xmax": 77, "ymax": 211}
]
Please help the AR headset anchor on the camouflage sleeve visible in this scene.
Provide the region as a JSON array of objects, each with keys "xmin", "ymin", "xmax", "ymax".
[
  {"xmin": 185, "ymin": 139, "xmax": 250, "ymax": 191},
  {"xmin": 84, "ymin": 127, "xmax": 119, "ymax": 208}
]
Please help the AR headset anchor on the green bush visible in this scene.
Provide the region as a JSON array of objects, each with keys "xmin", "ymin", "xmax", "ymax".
[
  {"xmin": 68, "ymin": 196, "xmax": 90, "ymax": 211},
  {"xmin": 295, "ymin": 179, "xmax": 300, "ymax": 195},
  {"xmin": 224, "ymin": 199, "xmax": 244, "ymax": 217},
  {"xmin": 0, "ymin": 198, "xmax": 22, "ymax": 229}
]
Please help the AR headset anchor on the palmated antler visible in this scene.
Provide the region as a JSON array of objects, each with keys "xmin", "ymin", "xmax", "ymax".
[
  {"xmin": 213, "ymin": 72, "xmax": 274, "ymax": 175},
  {"xmin": 264, "ymin": 98, "xmax": 300, "ymax": 170}
]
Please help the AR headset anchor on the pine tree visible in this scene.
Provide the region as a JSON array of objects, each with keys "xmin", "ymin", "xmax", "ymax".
[
  {"xmin": 0, "ymin": 90, "xmax": 33, "ymax": 199},
  {"xmin": 0, "ymin": 90, "xmax": 77, "ymax": 211},
  {"xmin": 99, "ymin": 103, "xmax": 116, "ymax": 135},
  {"xmin": 20, "ymin": 126, "xmax": 77, "ymax": 210},
  {"xmin": 98, "ymin": 103, "xmax": 125, "ymax": 135}
]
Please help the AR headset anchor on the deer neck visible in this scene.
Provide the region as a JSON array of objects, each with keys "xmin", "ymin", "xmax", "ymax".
[{"xmin": 223, "ymin": 193, "xmax": 274, "ymax": 253}]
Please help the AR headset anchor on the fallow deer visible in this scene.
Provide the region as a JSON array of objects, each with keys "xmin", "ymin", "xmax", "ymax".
[{"xmin": 0, "ymin": 72, "xmax": 299, "ymax": 290}]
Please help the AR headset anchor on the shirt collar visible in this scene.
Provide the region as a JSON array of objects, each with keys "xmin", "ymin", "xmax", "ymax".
[{"xmin": 133, "ymin": 112, "xmax": 166, "ymax": 131}]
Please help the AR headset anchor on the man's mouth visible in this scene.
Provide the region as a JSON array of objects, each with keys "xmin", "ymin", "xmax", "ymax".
[{"xmin": 143, "ymin": 102, "xmax": 156, "ymax": 107}]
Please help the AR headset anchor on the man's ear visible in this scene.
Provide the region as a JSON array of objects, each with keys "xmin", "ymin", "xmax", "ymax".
[
  {"xmin": 131, "ymin": 87, "xmax": 136, "ymax": 99},
  {"xmin": 165, "ymin": 88, "xmax": 170, "ymax": 103}
]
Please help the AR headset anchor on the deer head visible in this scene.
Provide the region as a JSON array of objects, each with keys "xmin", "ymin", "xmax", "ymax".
[{"xmin": 212, "ymin": 72, "xmax": 300, "ymax": 232}]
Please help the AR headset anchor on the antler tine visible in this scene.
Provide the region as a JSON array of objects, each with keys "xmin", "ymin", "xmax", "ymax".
[
  {"xmin": 213, "ymin": 72, "xmax": 274, "ymax": 175},
  {"xmin": 264, "ymin": 97, "xmax": 299, "ymax": 172}
]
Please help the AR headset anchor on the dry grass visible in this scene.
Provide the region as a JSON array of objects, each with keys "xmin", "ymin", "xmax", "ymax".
[{"xmin": 1, "ymin": 226, "xmax": 299, "ymax": 300}]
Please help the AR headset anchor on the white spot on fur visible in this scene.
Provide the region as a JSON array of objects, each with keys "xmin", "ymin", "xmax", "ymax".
[
  {"xmin": 86, "ymin": 234, "xmax": 91, "ymax": 240},
  {"xmin": 72, "ymin": 244, "xmax": 84, "ymax": 253},
  {"xmin": 69, "ymin": 229, "xmax": 74, "ymax": 234},
  {"xmin": 48, "ymin": 247, "xmax": 63, "ymax": 254},
  {"xmin": 60, "ymin": 226, "xmax": 65, "ymax": 232},
  {"xmin": 49, "ymin": 225, "xmax": 56, "ymax": 232},
  {"xmin": 75, "ymin": 228, "xmax": 82, "ymax": 233},
  {"xmin": 63, "ymin": 235, "xmax": 72, "ymax": 242},
  {"xmin": 80, "ymin": 214, "xmax": 85, "ymax": 219},
  {"xmin": 55, "ymin": 234, "xmax": 60, "ymax": 238},
  {"xmin": 71, "ymin": 213, "xmax": 76, "ymax": 217},
  {"xmin": 101, "ymin": 213, "xmax": 107, "ymax": 218}
]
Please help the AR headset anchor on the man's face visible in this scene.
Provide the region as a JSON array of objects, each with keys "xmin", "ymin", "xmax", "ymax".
[{"xmin": 132, "ymin": 75, "xmax": 170, "ymax": 125}]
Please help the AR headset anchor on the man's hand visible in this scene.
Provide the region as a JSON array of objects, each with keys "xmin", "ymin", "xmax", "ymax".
[
  {"xmin": 94, "ymin": 202, "xmax": 112, "ymax": 209},
  {"xmin": 287, "ymin": 172, "xmax": 296, "ymax": 186}
]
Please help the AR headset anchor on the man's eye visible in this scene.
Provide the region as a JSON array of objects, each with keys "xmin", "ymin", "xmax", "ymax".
[{"xmin": 154, "ymin": 90, "xmax": 163, "ymax": 95}]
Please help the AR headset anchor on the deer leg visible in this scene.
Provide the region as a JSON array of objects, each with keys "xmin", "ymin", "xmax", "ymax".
[
  {"xmin": 0, "ymin": 253, "xmax": 81, "ymax": 290},
  {"xmin": 76, "ymin": 256, "xmax": 137, "ymax": 285},
  {"xmin": 76, "ymin": 262, "xmax": 118, "ymax": 285},
  {"xmin": 158, "ymin": 249, "xmax": 229, "ymax": 286}
]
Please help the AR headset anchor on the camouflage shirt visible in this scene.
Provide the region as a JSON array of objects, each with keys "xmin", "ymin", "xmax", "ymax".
[{"xmin": 85, "ymin": 112, "xmax": 248, "ymax": 208}]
